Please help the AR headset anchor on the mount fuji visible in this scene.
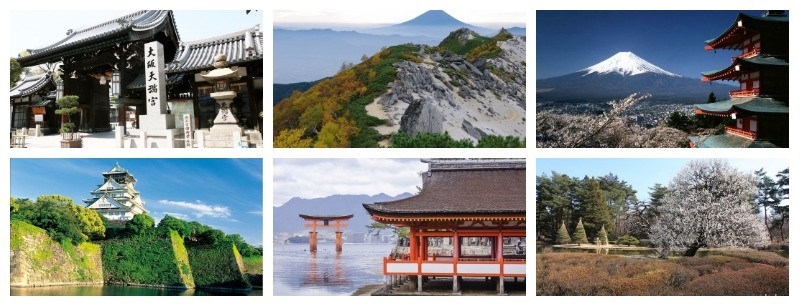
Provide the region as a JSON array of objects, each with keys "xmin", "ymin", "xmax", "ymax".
[{"xmin": 537, "ymin": 51, "xmax": 736, "ymax": 102}]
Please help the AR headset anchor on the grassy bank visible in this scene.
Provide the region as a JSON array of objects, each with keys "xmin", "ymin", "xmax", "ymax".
[{"xmin": 536, "ymin": 249, "xmax": 788, "ymax": 295}]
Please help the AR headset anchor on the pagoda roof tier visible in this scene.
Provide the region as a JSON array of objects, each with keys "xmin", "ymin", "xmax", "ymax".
[
  {"xmin": 92, "ymin": 178, "xmax": 127, "ymax": 193},
  {"xmin": 299, "ymin": 214, "xmax": 354, "ymax": 221},
  {"xmin": 166, "ymin": 25, "xmax": 263, "ymax": 73},
  {"xmin": 10, "ymin": 73, "xmax": 55, "ymax": 98},
  {"xmin": 705, "ymin": 11, "xmax": 789, "ymax": 50},
  {"xmin": 695, "ymin": 97, "xmax": 788, "ymax": 115},
  {"xmin": 17, "ymin": 10, "xmax": 179, "ymax": 66},
  {"xmin": 364, "ymin": 159, "xmax": 525, "ymax": 218},
  {"xmin": 701, "ymin": 55, "xmax": 788, "ymax": 81}
]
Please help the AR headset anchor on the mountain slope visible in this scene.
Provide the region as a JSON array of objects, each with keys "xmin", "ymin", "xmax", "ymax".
[
  {"xmin": 537, "ymin": 51, "xmax": 737, "ymax": 102},
  {"xmin": 273, "ymin": 28, "xmax": 526, "ymax": 147}
]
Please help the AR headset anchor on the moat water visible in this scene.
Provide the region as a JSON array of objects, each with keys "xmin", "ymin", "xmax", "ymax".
[
  {"xmin": 273, "ymin": 243, "xmax": 393, "ymax": 296},
  {"xmin": 11, "ymin": 285, "xmax": 263, "ymax": 296}
]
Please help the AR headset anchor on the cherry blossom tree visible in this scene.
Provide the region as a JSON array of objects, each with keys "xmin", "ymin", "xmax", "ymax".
[{"xmin": 650, "ymin": 160, "xmax": 769, "ymax": 258}]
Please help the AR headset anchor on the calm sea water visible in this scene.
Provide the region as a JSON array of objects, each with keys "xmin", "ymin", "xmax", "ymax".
[
  {"xmin": 273, "ymin": 243, "xmax": 393, "ymax": 296},
  {"xmin": 11, "ymin": 285, "xmax": 263, "ymax": 296}
]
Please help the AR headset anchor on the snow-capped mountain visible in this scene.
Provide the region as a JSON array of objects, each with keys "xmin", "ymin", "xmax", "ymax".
[
  {"xmin": 582, "ymin": 51, "xmax": 679, "ymax": 77},
  {"xmin": 537, "ymin": 51, "xmax": 736, "ymax": 102}
]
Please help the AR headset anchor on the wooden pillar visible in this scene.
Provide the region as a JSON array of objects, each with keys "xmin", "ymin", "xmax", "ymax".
[
  {"xmin": 409, "ymin": 227, "xmax": 417, "ymax": 261},
  {"xmin": 497, "ymin": 232, "xmax": 505, "ymax": 295},
  {"xmin": 309, "ymin": 220, "xmax": 318, "ymax": 253},
  {"xmin": 452, "ymin": 230, "xmax": 459, "ymax": 293},
  {"xmin": 335, "ymin": 231, "xmax": 343, "ymax": 252}
]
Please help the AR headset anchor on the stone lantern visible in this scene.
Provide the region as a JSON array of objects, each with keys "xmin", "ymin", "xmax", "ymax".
[{"xmin": 201, "ymin": 54, "xmax": 243, "ymax": 136}]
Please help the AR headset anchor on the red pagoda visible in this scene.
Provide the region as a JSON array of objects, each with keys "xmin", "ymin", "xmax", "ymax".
[
  {"xmin": 363, "ymin": 159, "xmax": 525, "ymax": 295},
  {"xmin": 692, "ymin": 10, "xmax": 788, "ymax": 148}
]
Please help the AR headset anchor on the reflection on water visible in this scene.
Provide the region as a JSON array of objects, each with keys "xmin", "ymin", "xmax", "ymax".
[
  {"xmin": 11, "ymin": 285, "xmax": 263, "ymax": 296},
  {"xmin": 274, "ymin": 243, "xmax": 393, "ymax": 296}
]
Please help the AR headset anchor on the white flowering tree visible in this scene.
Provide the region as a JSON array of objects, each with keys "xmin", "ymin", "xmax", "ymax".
[{"xmin": 650, "ymin": 160, "xmax": 769, "ymax": 258}]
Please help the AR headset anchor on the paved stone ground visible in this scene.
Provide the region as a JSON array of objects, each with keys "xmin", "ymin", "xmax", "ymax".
[{"xmin": 13, "ymin": 131, "xmax": 118, "ymax": 149}]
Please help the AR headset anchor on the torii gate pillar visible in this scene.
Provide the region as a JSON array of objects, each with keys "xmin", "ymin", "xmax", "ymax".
[{"xmin": 300, "ymin": 214, "xmax": 354, "ymax": 253}]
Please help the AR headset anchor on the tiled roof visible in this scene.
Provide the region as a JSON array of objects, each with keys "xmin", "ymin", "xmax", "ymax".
[
  {"xmin": 695, "ymin": 97, "xmax": 789, "ymax": 114},
  {"xmin": 364, "ymin": 159, "xmax": 525, "ymax": 216},
  {"xmin": 10, "ymin": 73, "xmax": 54, "ymax": 98},
  {"xmin": 701, "ymin": 55, "xmax": 788, "ymax": 81},
  {"xmin": 705, "ymin": 12, "xmax": 789, "ymax": 50},
  {"xmin": 166, "ymin": 25, "xmax": 263, "ymax": 73},
  {"xmin": 17, "ymin": 10, "xmax": 177, "ymax": 64}
]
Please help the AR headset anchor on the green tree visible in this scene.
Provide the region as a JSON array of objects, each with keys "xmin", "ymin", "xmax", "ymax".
[
  {"xmin": 576, "ymin": 178, "xmax": 612, "ymax": 241},
  {"xmin": 571, "ymin": 218, "xmax": 588, "ymax": 245},
  {"xmin": 707, "ymin": 92, "xmax": 717, "ymax": 103},
  {"xmin": 755, "ymin": 168, "xmax": 782, "ymax": 242},
  {"xmin": 366, "ymin": 222, "xmax": 409, "ymax": 239},
  {"xmin": 198, "ymin": 228, "xmax": 226, "ymax": 245},
  {"xmin": 55, "ymin": 95, "xmax": 80, "ymax": 133},
  {"xmin": 555, "ymin": 221, "xmax": 571, "ymax": 244},
  {"xmin": 598, "ymin": 224, "xmax": 609, "ymax": 245},
  {"xmin": 15, "ymin": 196, "xmax": 86, "ymax": 244},
  {"xmin": 158, "ymin": 214, "xmax": 190, "ymax": 237},
  {"xmin": 536, "ymin": 171, "xmax": 577, "ymax": 241},
  {"xmin": 618, "ymin": 235, "xmax": 639, "ymax": 246},
  {"xmin": 126, "ymin": 214, "xmax": 155, "ymax": 236},
  {"xmin": 10, "ymin": 58, "xmax": 23, "ymax": 87}
]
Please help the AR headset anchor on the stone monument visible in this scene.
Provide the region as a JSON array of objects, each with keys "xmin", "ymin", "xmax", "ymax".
[{"xmin": 126, "ymin": 41, "xmax": 182, "ymax": 148}]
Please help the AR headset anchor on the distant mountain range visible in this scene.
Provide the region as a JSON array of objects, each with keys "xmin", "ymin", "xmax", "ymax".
[
  {"xmin": 274, "ymin": 10, "xmax": 525, "ymax": 83},
  {"xmin": 272, "ymin": 193, "xmax": 413, "ymax": 234},
  {"xmin": 537, "ymin": 51, "xmax": 737, "ymax": 102}
]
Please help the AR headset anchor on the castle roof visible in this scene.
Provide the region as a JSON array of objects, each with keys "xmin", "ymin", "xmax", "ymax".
[{"xmin": 705, "ymin": 11, "xmax": 789, "ymax": 50}]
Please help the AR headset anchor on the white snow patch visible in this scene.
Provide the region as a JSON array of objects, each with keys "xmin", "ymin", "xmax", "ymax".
[{"xmin": 581, "ymin": 51, "xmax": 679, "ymax": 77}]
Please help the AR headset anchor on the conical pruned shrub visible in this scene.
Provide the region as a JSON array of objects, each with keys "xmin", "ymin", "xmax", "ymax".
[
  {"xmin": 598, "ymin": 224, "xmax": 609, "ymax": 245},
  {"xmin": 572, "ymin": 218, "xmax": 589, "ymax": 245},
  {"xmin": 556, "ymin": 221, "xmax": 571, "ymax": 244}
]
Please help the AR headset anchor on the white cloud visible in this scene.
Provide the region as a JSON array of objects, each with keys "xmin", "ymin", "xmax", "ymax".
[
  {"xmin": 272, "ymin": 159, "xmax": 429, "ymax": 206},
  {"xmin": 157, "ymin": 199, "xmax": 232, "ymax": 219}
]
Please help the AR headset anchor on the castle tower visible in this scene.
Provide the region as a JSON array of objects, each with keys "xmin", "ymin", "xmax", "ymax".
[{"xmin": 84, "ymin": 162, "xmax": 148, "ymax": 221}]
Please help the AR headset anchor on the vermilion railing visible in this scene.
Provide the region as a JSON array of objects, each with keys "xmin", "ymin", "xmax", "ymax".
[
  {"xmin": 730, "ymin": 88, "xmax": 759, "ymax": 98},
  {"xmin": 726, "ymin": 126, "xmax": 757, "ymax": 140}
]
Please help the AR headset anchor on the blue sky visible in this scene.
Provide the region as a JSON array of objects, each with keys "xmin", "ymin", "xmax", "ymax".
[
  {"xmin": 10, "ymin": 10, "xmax": 263, "ymax": 56},
  {"xmin": 536, "ymin": 158, "xmax": 789, "ymax": 202},
  {"xmin": 536, "ymin": 10, "xmax": 777, "ymax": 79},
  {"xmin": 11, "ymin": 158, "xmax": 263, "ymax": 246}
]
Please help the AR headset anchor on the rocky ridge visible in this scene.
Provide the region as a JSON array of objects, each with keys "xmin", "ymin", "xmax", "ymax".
[{"xmin": 369, "ymin": 29, "xmax": 526, "ymax": 142}]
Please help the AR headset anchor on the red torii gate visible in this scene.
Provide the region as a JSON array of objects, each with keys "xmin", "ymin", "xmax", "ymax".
[{"xmin": 299, "ymin": 214, "xmax": 354, "ymax": 253}]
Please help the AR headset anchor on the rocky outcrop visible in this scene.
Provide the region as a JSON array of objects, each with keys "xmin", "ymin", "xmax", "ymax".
[
  {"xmin": 374, "ymin": 35, "xmax": 526, "ymax": 142},
  {"xmin": 10, "ymin": 221, "xmax": 104, "ymax": 287}
]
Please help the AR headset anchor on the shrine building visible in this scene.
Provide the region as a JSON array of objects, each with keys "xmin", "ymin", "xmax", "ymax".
[
  {"xmin": 691, "ymin": 10, "xmax": 788, "ymax": 148},
  {"xmin": 363, "ymin": 159, "xmax": 526, "ymax": 295},
  {"xmin": 11, "ymin": 10, "xmax": 263, "ymax": 139},
  {"xmin": 84, "ymin": 162, "xmax": 147, "ymax": 221}
]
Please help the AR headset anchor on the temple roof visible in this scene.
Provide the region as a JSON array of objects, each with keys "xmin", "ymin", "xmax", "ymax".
[
  {"xmin": 10, "ymin": 73, "xmax": 55, "ymax": 98},
  {"xmin": 695, "ymin": 97, "xmax": 789, "ymax": 114},
  {"xmin": 166, "ymin": 25, "xmax": 263, "ymax": 73},
  {"xmin": 701, "ymin": 55, "xmax": 788, "ymax": 81},
  {"xmin": 17, "ymin": 10, "xmax": 179, "ymax": 65},
  {"xmin": 363, "ymin": 159, "xmax": 525, "ymax": 217},
  {"xmin": 705, "ymin": 11, "xmax": 789, "ymax": 50}
]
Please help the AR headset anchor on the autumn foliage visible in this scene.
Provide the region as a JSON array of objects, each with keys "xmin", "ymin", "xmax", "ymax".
[{"xmin": 274, "ymin": 45, "xmax": 420, "ymax": 147}]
